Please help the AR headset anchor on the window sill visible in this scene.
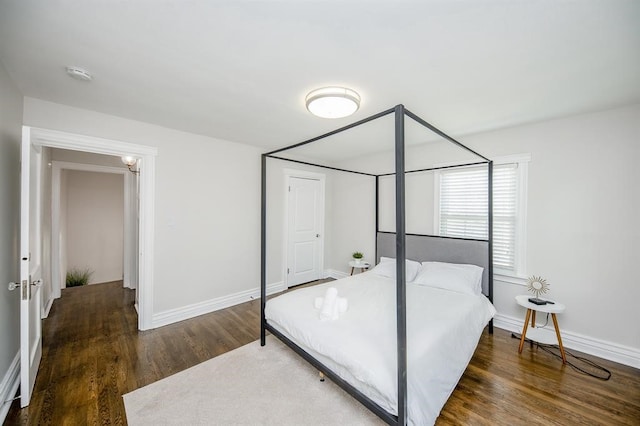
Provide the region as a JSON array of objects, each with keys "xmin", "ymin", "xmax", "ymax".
[{"xmin": 494, "ymin": 273, "xmax": 527, "ymax": 286}]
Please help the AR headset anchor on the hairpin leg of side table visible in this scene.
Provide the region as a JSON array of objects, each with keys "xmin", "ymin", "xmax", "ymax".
[
  {"xmin": 551, "ymin": 313, "xmax": 567, "ymax": 364},
  {"xmin": 518, "ymin": 308, "xmax": 532, "ymax": 354}
]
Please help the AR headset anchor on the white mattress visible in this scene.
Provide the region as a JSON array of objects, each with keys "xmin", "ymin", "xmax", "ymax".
[{"xmin": 264, "ymin": 271, "xmax": 496, "ymax": 426}]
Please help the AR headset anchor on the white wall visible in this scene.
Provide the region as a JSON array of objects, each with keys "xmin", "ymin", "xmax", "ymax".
[
  {"xmin": 23, "ymin": 98, "xmax": 262, "ymax": 319},
  {"xmin": 459, "ymin": 104, "xmax": 640, "ymax": 354},
  {"xmin": 340, "ymin": 104, "xmax": 640, "ymax": 362},
  {"xmin": 326, "ymin": 172, "xmax": 376, "ymax": 272},
  {"xmin": 0, "ymin": 61, "xmax": 22, "ymax": 421},
  {"xmin": 376, "ymin": 172, "xmax": 436, "ymax": 235},
  {"xmin": 65, "ymin": 170, "xmax": 124, "ymax": 285}
]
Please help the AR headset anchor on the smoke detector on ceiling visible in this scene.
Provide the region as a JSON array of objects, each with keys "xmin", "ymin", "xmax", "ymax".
[{"xmin": 66, "ymin": 66, "xmax": 93, "ymax": 81}]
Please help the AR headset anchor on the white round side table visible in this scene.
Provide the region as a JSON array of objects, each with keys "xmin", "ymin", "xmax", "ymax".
[
  {"xmin": 348, "ymin": 260, "xmax": 370, "ymax": 275},
  {"xmin": 515, "ymin": 295, "xmax": 566, "ymax": 363}
]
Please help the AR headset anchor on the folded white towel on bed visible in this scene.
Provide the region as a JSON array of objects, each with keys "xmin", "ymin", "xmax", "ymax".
[
  {"xmin": 319, "ymin": 287, "xmax": 338, "ymax": 320},
  {"xmin": 316, "ymin": 288, "xmax": 348, "ymax": 321}
]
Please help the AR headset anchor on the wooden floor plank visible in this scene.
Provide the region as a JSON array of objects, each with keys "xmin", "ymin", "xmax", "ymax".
[{"xmin": 4, "ymin": 281, "xmax": 639, "ymax": 425}]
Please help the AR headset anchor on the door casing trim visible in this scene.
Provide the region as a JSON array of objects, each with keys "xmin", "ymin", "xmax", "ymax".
[{"xmin": 26, "ymin": 126, "xmax": 157, "ymax": 330}]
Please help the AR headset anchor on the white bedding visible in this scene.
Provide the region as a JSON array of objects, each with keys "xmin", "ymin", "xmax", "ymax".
[{"xmin": 264, "ymin": 271, "xmax": 496, "ymax": 425}]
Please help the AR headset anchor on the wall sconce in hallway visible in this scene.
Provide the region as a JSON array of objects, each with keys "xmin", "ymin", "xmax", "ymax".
[{"xmin": 121, "ymin": 156, "xmax": 140, "ymax": 175}]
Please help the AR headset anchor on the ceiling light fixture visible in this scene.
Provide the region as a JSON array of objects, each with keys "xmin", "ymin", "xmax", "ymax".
[
  {"xmin": 121, "ymin": 156, "xmax": 139, "ymax": 174},
  {"xmin": 66, "ymin": 66, "xmax": 93, "ymax": 81},
  {"xmin": 305, "ymin": 87, "xmax": 360, "ymax": 119}
]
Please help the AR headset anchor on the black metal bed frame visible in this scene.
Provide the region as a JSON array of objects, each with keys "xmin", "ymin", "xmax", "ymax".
[{"xmin": 260, "ymin": 104, "xmax": 493, "ymax": 425}]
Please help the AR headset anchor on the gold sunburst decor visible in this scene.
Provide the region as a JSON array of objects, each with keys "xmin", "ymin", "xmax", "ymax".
[{"xmin": 527, "ymin": 275, "xmax": 549, "ymax": 298}]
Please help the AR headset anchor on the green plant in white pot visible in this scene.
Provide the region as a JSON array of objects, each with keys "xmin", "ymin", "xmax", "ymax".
[{"xmin": 352, "ymin": 252, "xmax": 364, "ymax": 264}]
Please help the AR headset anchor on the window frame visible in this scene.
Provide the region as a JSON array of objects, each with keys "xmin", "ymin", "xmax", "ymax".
[{"xmin": 434, "ymin": 154, "xmax": 530, "ymax": 280}]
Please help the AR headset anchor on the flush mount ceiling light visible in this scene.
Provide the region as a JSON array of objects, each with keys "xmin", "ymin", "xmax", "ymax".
[
  {"xmin": 305, "ymin": 87, "xmax": 360, "ymax": 119},
  {"xmin": 66, "ymin": 66, "xmax": 93, "ymax": 81}
]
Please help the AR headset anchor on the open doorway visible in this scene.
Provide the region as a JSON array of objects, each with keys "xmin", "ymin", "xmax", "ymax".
[
  {"xmin": 51, "ymin": 150, "xmax": 139, "ymax": 308},
  {"xmin": 25, "ymin": 126, "xmax": 156, "ymax": 330}
]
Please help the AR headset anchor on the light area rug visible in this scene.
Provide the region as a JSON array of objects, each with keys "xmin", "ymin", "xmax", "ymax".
[{"xmin": 123, "ymin": 336, "xmax": 385, "ymax": 425}]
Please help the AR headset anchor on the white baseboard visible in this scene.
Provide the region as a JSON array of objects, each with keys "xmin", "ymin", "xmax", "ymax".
[
  {"xmin": 151, "ymin": 281, "xmax": 285, "ymax": 329},
  {"xmin": 494, "ymin": 313, "xmax": 640, "ymax": 369},
  {"xmin": 325, "ymin": 269, "xmax": 348, "ymax": 280},
  {"xmin": 265, "ymin": 281, "xmax": 285, "ymax": 296},
  {"xmin": 0, "ymin": 352, "xmax": 20, "ymax": 424},
  {"xmin": 41, "ymin": 294, "xmax": 54, "ymax": 319}
]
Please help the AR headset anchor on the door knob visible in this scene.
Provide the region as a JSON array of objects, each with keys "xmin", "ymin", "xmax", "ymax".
[{"xmin": 8, "ymin": 282, "xmax": 19, "ymax": 291}]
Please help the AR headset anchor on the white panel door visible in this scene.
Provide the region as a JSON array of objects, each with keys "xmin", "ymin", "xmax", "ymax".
[
  {"xmin": 287, "ymin": 177, "xmax": 323, "ymax": 286},
  {"xmin": 20, "ymin": 126, "xmax": 43, "ymax": 407}
]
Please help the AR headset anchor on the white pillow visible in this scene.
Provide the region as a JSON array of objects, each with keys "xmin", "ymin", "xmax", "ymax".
[
  {"xmin": 370, "ymin": 256, "xmax": 421, "ymax": 282},
  {"xmin": 413, "ymin": 261, "xmax": 484, "ymax": 295}
]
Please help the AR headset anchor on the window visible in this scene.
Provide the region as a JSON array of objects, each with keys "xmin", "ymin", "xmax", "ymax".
[{"xmin": 435, "ymin": 155, "xmax": 529, "ymax": 277}]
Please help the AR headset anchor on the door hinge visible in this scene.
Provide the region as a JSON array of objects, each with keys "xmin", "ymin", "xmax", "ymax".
[
  {"xmin": 288, "ymin": 186, "xmax": 291, "ymax": 192},
  {"xmin": 287, "ymin": 268, "xmax": 290, "ymax": 274}
]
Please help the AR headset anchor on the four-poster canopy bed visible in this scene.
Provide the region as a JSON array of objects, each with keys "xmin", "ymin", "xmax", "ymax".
[{"xmin": 260, "ymin": 105, "xmax": 494, "ymax": 425}]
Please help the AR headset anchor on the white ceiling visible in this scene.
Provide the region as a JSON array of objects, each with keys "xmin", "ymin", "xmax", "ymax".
[{"xmin": 1, "ymin": 0, "xmax": 639, "ymax": 153}]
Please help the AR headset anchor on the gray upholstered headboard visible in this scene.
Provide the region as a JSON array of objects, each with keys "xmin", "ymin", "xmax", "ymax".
[{"xmin": 376, "ymin": 232, "xmax": 491, "ymax": 297}]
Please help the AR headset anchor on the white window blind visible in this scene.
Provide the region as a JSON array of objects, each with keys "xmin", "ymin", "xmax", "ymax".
[
  {"xmin": 439, "ymin": 164, "xmax": 519, "ymax": 273},
  {"xmin": 439, "ymin": 168, "xmax": 488, "ymax": 240},
  {"xmin": 493, "ymin": 165, "xmax": 518, "ymax": 272}
]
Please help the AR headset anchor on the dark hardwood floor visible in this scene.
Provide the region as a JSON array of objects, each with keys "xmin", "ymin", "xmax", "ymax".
[
  {"xmin": 4, "ymin": 281, "xmax": 639, "ymax": 425},
  {"xmin": 4, "ymin": 281, "xmax": 258, "ymax": 425}
]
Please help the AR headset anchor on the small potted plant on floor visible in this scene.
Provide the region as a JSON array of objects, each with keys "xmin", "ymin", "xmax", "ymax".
[
  {"xmin": 352, "ymin": 252, "xmax": 364, "ymax": 265},
  {"xmin": 66, "ymin": 267, "xmax": 93, "ymax": 287}
]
